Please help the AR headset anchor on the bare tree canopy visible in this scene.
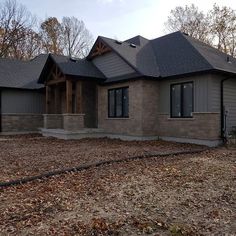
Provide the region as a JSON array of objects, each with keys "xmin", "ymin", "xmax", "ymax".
[
  {"xmin": 40, "ymin": 17, "xmax": 63, "ymax": 55},
  {"xmin": 0, "ymin": 0, "xmax": 93, "ymax": 59},
  {"xmin": 0, "ymin": 0, "xmax": 36, "ymax": 59},
  {"xmin": 61, "ymin": 17, "xmax": 93, "ymax": 58},
  {"xmin": 165, "ymin": 4, "xmax": 210, "ymax": 44},
  {"xmin": 165, "ymin": 4, "xmax": 236, "ymax": 57}
]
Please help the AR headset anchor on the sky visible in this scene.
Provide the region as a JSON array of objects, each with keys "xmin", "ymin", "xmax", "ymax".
[{"xmin": 17, "ymin": 0, "xmax": 236, "ymax": 41}]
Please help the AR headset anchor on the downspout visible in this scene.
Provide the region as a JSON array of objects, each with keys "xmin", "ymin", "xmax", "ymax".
[{"xmin": 220, "ymin": 77, "xmax": 230, "ymax": 143}]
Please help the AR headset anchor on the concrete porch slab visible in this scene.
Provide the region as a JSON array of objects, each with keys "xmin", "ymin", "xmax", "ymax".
[{"xmin": 39, "ymin": 128, "xmax": 160, "ymax": 141}]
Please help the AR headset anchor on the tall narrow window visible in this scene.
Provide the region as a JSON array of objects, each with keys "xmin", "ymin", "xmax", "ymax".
[
  {"xmin": 108, "ymin": 87, "xmax": 129, "ymax": 118},
  {"xmin": 171, "ymin": 82, "xmax": 193, "ymax": 118}
]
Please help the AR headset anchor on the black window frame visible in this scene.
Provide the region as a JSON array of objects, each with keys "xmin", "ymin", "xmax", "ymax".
[
  {"xmin": 170, "ymin": 82, "xmax": 194, "ymax": 118},
  {"xmin": 108, "ymin": 87, "xmax": 129, "ymax": 118}
]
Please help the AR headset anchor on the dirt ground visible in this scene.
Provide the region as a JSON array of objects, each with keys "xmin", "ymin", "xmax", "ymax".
[
  {"xmin": 0, "ymin": 136, "xmax": 235, "ymax": 235},
  {"xmin": 0, "ymin": 134, "xmax": 203, "ymax": 182}
]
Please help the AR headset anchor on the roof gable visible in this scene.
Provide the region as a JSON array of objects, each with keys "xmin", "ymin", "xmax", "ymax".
[
  {"xmin": 96, "ymin": 36, "xmax": 160, "ymax": 78},
  {"xmin": 38, "ymin": 54, "xmax": 105, "ymax": 84}
]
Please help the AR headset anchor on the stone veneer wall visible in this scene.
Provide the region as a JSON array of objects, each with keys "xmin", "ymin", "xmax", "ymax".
[
  {"xmin": 97, "ymin": 79, "xmax": 160, "ymax": 137},
  {"xmin": 97, "ymin": 80, "xmax": 143, "ymax": 136},
  {"xmin": 1, "ymin": 114, "xmax": 43, "ymax": 132},
  {"xmin": 97, "ymin": 79, "xmax": 221, "ymax": 141},
  {"xmin": 43, "ymin": 114, "xmax": 63, "ymax": 129},
  {"xmin": 158, "ymin": 112, "xmax": 221, "ymax": 140},
  {"xmin": 63, "ymin": 114, "xmax": 85, "ymax": 131}
]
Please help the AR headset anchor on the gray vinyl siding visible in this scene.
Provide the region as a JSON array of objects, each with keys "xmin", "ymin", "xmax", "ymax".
[
  {"xmin": 208, "ymin": 75, "xmax": 221, "ymax": 112},
  {"xmin": 224, "ymin": 79, "xmax": 236, "ymax": 133},
  {"xmin": 158, "ymin": 74, "xmax": 212, "ymax": 114},
  {"xmin": 1, "ymin": 89, "xmax": 45, "ymax": 114},
  {"xmin": 92, "ymin": 52, "xmax": 135, "ymax": 78}
]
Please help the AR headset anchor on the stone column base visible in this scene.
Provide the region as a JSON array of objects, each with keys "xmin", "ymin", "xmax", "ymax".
[
  {"xmin": 43, "ymin": 114, "xmax": 63, "ymax": 129},
  {"xmin": 63, "ymin": 114, "xmax": 85, "ymax": 131}
]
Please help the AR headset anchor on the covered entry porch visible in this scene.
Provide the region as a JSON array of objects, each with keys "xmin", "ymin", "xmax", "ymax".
[
  {"xmin": 40, "ymin": 56, "xmax": 99, "ymax": 132},
  {"xmin": 43, "ymin": 77, "xmax": 98, "ymax": 132},
  {"xmin": 44, "ymin": 79, "xmax": 85, "ymax": 132}
]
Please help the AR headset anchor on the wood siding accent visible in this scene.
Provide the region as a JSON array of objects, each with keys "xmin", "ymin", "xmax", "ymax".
[
  {"xmin": 66, "ymin": 80, "xmax": 73, "ymax": 113},
  {"xmin": 76, "ymin": 81, "xmax": 82, "ymax": 113}
]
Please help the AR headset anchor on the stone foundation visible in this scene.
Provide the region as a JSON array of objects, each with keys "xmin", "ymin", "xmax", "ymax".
[
  {"xmin": 43, "ymin": 114, "xmax": 63, "ymax": 129},
  {"xmin": 1, "ymin": 114, "xmax": 43, "ymax": 132},
  {"xmin": 43, "ymin": 114, "xmax": 85, "ymax": 131},
  {"xmin": 63, "ymin": 114, "xmax": 85, "ymax": 131},
  {"xmin": 158, "ymin": 112, "xmax": 221, "ymax": 140}
]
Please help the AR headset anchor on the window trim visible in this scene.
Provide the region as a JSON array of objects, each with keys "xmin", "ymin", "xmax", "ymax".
[
  {"xmin": 170, "ymin": 81, "xmax": 194, "ymax": 118},
  {"xmin": 108, "ymin": 86, "xmax": 129, "ymax": 118}
]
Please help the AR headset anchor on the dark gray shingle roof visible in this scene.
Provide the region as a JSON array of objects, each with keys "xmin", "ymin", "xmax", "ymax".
[
  {"xmin": 98, "ymin": 31, "xmax": 236, "ymax": 81},
  {"xmin": 2, "ymin": 31, "xmax": 236, "ymax": 89},
  {"xmin": 51, "ymin": 54, "xmax": 105, "ymax": 79},
  {"xmin": 99, "ymin": 36, "xmax": 160, "ymax": 78},
  {"xmin": 0, "ymin": 54, "xmax": 48, "ymax": 89}
]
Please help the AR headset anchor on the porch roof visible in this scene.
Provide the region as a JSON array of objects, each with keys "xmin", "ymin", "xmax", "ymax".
[{"xmin": 38, "ymin": 54, "xmax": 105, "ymax": 84}]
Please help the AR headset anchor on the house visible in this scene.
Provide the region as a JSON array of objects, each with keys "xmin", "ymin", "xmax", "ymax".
[
  {"xmin": 0, "ymin": 55, "xmax": 47, "ymax": 133},
  {"xmin": 1, "ymin": 31, "xmax": 236, "ymax": 146}
]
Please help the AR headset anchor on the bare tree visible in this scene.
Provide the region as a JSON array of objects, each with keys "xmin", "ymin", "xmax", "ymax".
[
  {"xmin": 40, "ymin": 17, "xmax": 63, "ymax": 55},
  {"xmin": 208, "ymin": 4, "xmax": 236, "ymax": 56},
  {"xmin": 165, "ymin": 4, "xmax": 236, "ymax": 57},
  {"xmin": 0, "ymin": 1, "xmax": 94, "ymax": 59},
  {"xmin": 11, "ymin": 29, "xmax": 43, "ymax": 59},
  {"xmin": 0, "ymin": 0, "xmax": 36, "ymax": 58},
  {"xmin": 61, "ymin": 17, "xmax": 93, "ymax": 58},
  {"xmin": 165, "ymin": 4, "xmax": 211, "ymax": 44}
]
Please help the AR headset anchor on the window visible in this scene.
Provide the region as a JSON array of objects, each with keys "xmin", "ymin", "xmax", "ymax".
[
  {"xmin": 108, "ymin": 87, "xmax": 129, "ymax": 118},
  {"xmin": 171, "ymin": 82, "xmax": 193, "ymax": 118}
]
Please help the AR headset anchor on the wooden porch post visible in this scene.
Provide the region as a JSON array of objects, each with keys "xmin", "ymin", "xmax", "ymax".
[
  {"xmin": 54, "ymin": 86, "xmax": 60, "ymax": 114},
  {"xmin": 46, "ymin": 85, "xmax": 51, "ymax": 114},
  {"xmin": 76, "ymin": 81, "xmax": 83, "ymax": 113},
  {"xmin": 66, "ymin": 80, "xmax": 73, "ymax": 113}
]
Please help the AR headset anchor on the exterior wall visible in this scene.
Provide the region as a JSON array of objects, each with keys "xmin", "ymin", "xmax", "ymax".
[
  {"xmin": 97, "ymin": 80, "xmax": 143, "ymax": 136},
  {"xmin": 158, "ymin": 74, "xmax": 212, "ymax": 113},
  {"xmin": 224, "ymin": 78, "xmax": 236, "ymax": 134},
  {"xmin": 43, "ymin": 114, "xmax": 63, "ymax": 129},
  {"xmin": 0, "ymin": 89, "xmax": 45, "ymax": 132},
  {"xmin": 63, "ymin": 114, "xmax": 85, "ymax": 131},
  {"xmin": 97, "ymin": 79, "xmax": 159, "ymax": 136},
  {"xmin": 1, "ymin": 89, "xmax": 45, "ymax": 114},
  {"xmin": 158, "ymin": 74, "xmax": 222, "ymax": 141},
  {"xmin": 43, "ymin": 114, "xmax": 85, "ymax": 131},
  {"xmin": 141, "ymin": 80, "xmax": 159, "ymax": 136},
  {"xmin": 158, "ymin": 113, "xmax": 220, "ymax": 140},
  {"xmin": 207, "ymin": 74, "xmax": 236, "ymax": 134},
  {"xmin": 97, "ymin": 74, "xmax": 223, "ymax": 141},
  {"xmin": 82, "ymin": 81, "xmax": 97, "ymax": 128},
  {"xmin": 92, "ymin": 52, "xmax": 135, "ymax": 78},
  {"xmin": 1, "ymin": 114, "xmax": 43, "ymax": 132}
]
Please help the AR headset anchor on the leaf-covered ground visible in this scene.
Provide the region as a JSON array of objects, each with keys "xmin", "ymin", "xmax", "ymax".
[
  {"xmin": 0, "ymin": 136, "xmax": 235, "ymax": 235},
  {"xmin": 0, "ymin": 135, "xmax": 203, "ymax": 182}
]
